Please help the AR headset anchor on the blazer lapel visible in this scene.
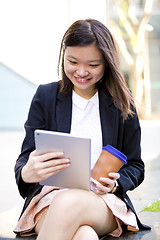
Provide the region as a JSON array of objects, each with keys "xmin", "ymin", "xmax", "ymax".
[
  {"xmin": 56, "ymin": 91, "xmax": 72, "ymax": 133},
  {"xmin": 99, "ymin": 90, "xmax": 118, "ymax": 146},
  {"xmin": 55, "ymin": 88, "xmax": 118, "ymax": 147}
]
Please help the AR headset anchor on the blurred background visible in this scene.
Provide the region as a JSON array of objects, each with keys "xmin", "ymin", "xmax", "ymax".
[{"xmin": 0, "ymin": 0, "xmax": 160, "ymax": 212}]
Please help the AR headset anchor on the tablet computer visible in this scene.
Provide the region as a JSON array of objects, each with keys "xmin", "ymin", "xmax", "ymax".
[{"xmin": 34, "ymin": 129, "xmax": 91, "ymax": 190}]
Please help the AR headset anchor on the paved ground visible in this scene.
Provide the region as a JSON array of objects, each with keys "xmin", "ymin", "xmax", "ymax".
[
  {"xmin": 0, "ymin": 124, "xmax": 160, "ymax": 239},
  {"xmin": 0, "ymin": 131, "xmax": 25, "ymax": 212},
  {"xmin": 128, "ymin": 155, "xmax": 160, "ymax": 213}
]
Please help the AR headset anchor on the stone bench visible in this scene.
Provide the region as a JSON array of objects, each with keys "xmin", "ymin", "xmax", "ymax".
[{"xmin": 0, "ymin": 206, "xmax": 159, "ymax": 240}]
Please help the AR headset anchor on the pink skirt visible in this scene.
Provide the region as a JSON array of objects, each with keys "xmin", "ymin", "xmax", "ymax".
[{"xmin": 14, "ymin": 186, "xmax": 139, "ymax": 238}]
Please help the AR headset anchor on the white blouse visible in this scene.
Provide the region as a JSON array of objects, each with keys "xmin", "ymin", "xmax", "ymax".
[{"xmin": 70, "ymin": 90, "xmax": 102, "ymax": 169}]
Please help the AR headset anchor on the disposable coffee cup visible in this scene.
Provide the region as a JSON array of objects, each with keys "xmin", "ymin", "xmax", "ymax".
[{"xmin": 91, "ymin": 145, "xmax": 127, "ymax": 186}]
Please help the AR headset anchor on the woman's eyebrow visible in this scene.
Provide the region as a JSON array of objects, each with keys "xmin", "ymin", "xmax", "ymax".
[
  {"xmin": 88, "ymin": 59, "xmax": 102, "ymax": 63},
  {"xmin": 67, "ymin": 55, "xmax": 77, "ymax": 60},
  {"xmin": 67, "ymin": 55, "xmax": 102, "ymax": 63}
]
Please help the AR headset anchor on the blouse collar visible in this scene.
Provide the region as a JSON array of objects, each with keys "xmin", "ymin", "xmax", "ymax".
[{"xmin": 72, "ymin": 90, "xmax": 99, "ymax": 111}]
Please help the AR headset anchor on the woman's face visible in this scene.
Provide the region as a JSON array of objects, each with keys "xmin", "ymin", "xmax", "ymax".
[{"xmin": 64, "ymin": 44, "xmax": 106, "ymax": 99}]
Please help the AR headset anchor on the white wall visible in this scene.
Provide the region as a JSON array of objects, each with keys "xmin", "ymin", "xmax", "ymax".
[
  {"xmin": 141, "ymin": 120, "xmax": 160, "ymax": 161},
  {"xmin": 0, "ymin": 0, "xmax": 69, "ymax": 85},
  {"xmin": 0, "ymin": 0, "xmax": 107, "ymax": 85}
]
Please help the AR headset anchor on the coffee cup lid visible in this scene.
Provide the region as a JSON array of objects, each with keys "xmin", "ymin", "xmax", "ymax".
[{"xmin": 102, "ymin": 145, "xmax": 127, "ymax": 164}]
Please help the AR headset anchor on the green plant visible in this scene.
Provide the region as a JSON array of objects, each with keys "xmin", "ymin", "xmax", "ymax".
[{"xmin": 143, "ymin": 200, "xmax": 160, "ymax": 212}]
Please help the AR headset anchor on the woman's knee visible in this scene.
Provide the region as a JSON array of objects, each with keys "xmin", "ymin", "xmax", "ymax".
[
  {"xmin": 73, "ymin": 225, "xmax": 99, "ymax": 240},
  {"xmin": 45, "ymin": 189, "xmax": 91, "ymax": 231},
  {"xmin": 50, "ymin": 189, "xmax": 89, "ymax": 214}
]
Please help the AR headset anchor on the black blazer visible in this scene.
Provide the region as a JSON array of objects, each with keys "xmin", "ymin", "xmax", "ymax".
[{"xmin": 14, "ymin": 81, "xmax": 150, "ymax": 230}]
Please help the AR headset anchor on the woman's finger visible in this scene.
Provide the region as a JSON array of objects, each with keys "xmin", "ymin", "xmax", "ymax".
[
  {"xmin": 35, "ymin": 162, "xmax": 71, "ymax": 182},
  {"xmin": 99, "ymin": 177, "xmax": 114, "ymax": 186},
  {"xmin": 108, "ymin": 172, "xmax": 120, "ymax": 180},
  {"xmin": 41, "ymin": 157, "xmax": 70, "ymax": 169},
  {"xmin": 36, "ymin": 151, "xmax": 65, "ymax": 162}
]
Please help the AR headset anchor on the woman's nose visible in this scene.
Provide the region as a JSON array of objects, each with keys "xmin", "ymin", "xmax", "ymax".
[{"xmin": 76, "ymin": 67, "xmax": 88, "ymax": 77}]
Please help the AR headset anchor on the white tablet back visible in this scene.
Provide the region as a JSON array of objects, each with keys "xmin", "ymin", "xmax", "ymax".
[{"xmin": 35, "ymin": 130, "xmax": 91, "ymax": 190}]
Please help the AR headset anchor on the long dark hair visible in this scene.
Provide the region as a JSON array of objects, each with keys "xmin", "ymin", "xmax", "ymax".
[{"xmin": 58, "ymin": 19, "xmax": 135, "ymax": 120}]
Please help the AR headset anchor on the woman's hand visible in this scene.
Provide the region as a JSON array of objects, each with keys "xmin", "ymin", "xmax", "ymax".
[
  {"xmin": 95, "ymin": 172, "xmax": 120, "ymax": 195},
  {"xmin": 21, "ymin": 150, "xmax": 70, "ymax": 183}
]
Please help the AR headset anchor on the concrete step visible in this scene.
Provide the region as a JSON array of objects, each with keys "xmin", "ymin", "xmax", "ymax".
[{"xmin": 0, "ymin": 207, "xmax": 159, "ymax": 240}]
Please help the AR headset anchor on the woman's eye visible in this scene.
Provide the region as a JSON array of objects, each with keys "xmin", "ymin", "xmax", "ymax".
[
  {"xmin": 69, "ymin": 60, "xmax": 77, "ymax": 65},
  {"xmin": 89, "ymin": 64, "xmax": 99, "ymax": 68}
]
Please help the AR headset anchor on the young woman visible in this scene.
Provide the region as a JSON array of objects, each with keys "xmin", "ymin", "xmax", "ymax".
[{"xmin": 14, "ymin": 19, "xmax": 150, "ymax": 239}]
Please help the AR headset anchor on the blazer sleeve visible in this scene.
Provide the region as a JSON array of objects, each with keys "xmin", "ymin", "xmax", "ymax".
[
  {"xmin": 116, "ymin": 110, "xmax": 144, "ymax": 197},
  {"xmin": 14, "ymin": 83, "xmax": 59, "ymax": 199}
]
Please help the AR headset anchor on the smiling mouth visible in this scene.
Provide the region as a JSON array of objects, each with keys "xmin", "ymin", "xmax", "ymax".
[{"xmin": 75, "ymin": 77, "xmax": 90, "ymax": 83}]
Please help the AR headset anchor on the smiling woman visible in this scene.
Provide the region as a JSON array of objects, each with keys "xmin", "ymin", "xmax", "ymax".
[
  {"xmin": 59, "ymin": 19, "xmax": 135, "ymax": 120},
  {"xmin": 64, "ymin": 44, "xmax": 106, "ymax": 99},
  {"xmin": 14, "ymin": 19, "xmax": 150, "ymax": 240}
]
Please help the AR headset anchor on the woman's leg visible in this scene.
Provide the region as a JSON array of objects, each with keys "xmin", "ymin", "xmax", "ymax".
[
  {"xmin": 36, "ymin": 189, "xmax": 117, "ymax": 240},
  {"xmin": 35, "ymin": 210, "xmax": 99, "ymax": 240},
  {"xmin": 72, "ymin": 225, "xmax": 99, "ymax": 240},
  {"xmin": 36, "ymin": 212, "xmax": 99, "ymax": 240},
  {"xmin": 35, "ymin": 207, "xmax": 49, "ymax": 234}
]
